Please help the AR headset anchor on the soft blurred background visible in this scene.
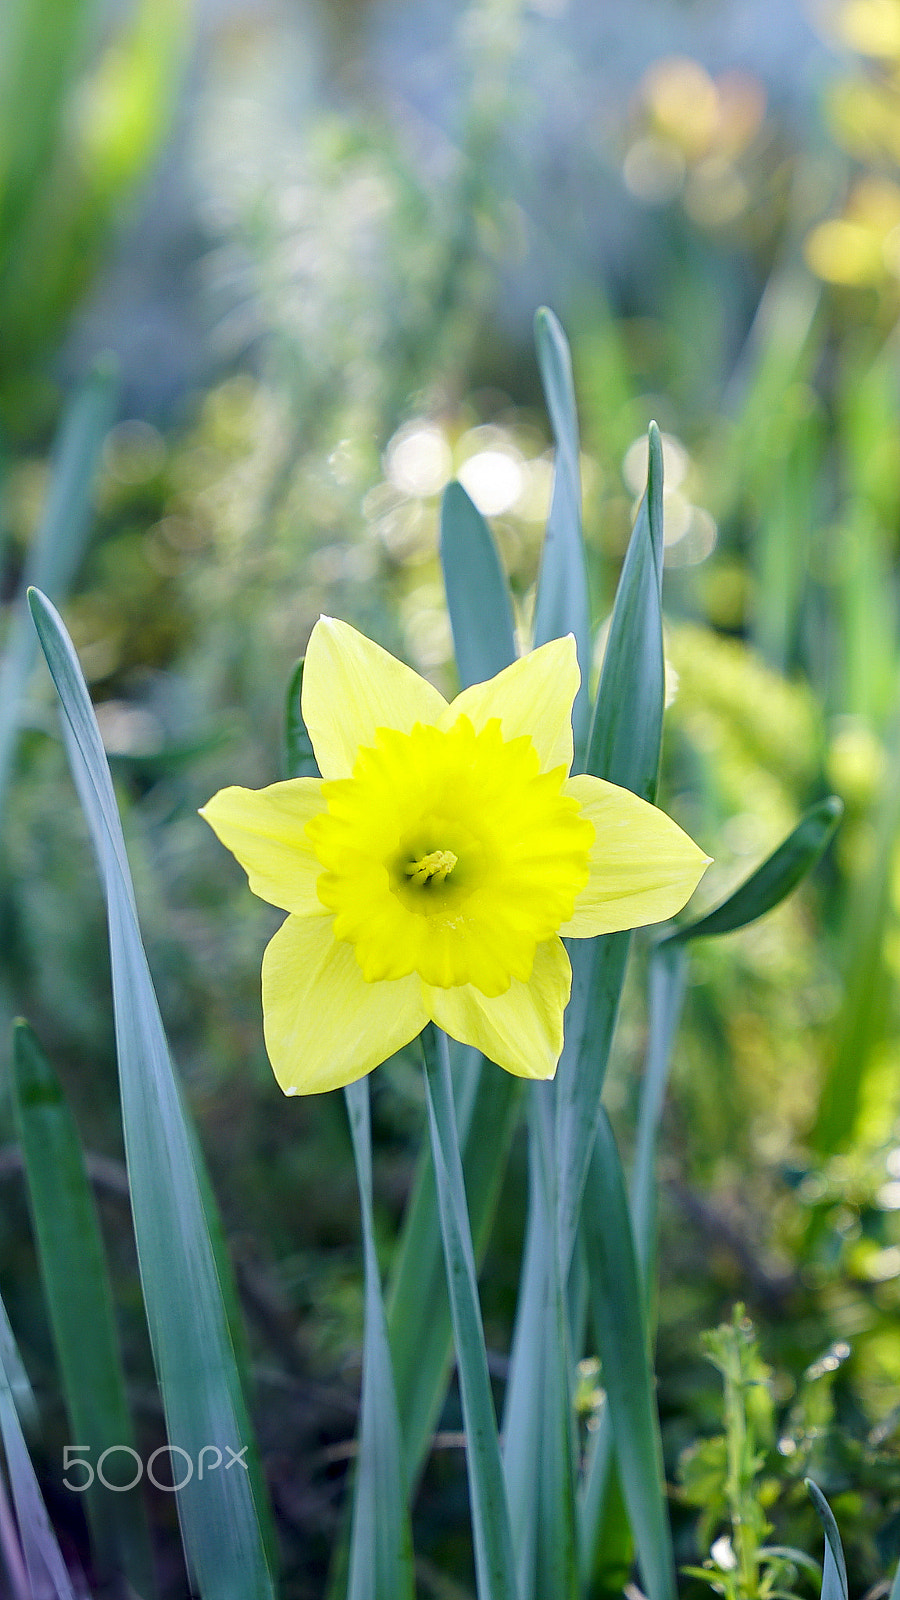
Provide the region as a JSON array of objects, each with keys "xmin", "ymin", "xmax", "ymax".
[{"xmin": 6, "ymin": 0, "xmax": 900, "ymax": 1593}]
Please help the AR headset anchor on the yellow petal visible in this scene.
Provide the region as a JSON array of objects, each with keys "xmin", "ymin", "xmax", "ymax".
[
  {"xmin": 423, "ymin": 937, "xmax": 570, "ymax": 1079},
  {"xmin": 444, "ymin": 635, "xmax": 580, "ymax": 773},
  {"xmin": 559, "ymin": 774, "xmax": 710, "ymax": 936},
  {"xmin": 302, "ymin": 616, "xmax": 448, "ymax": 779},
  {"xmin": 200, "ymin": 780, "xmax": 327, "ymax": 914},
  {"xmin": 262, "ymin": 915, "xmax": 429, "ymax": 1094}
]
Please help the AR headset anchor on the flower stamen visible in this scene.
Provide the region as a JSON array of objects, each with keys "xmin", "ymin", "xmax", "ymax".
[{"xmin": 406, "ymin": 848, "xmax": 458, "ymax": 886}]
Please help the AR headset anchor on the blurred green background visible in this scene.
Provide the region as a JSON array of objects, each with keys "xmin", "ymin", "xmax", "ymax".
[{"xmin": 6, "ymin": 0, "xmax": 900, "ymax": 1594}]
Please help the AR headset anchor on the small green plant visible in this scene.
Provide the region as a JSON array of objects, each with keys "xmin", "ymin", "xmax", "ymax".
[{"xmin": 679, "ymin": 1307, "xmax": 820, "ymax": 1600}]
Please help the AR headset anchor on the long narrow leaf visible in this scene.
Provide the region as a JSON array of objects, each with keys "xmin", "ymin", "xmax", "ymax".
[
  {"xmin": 388, "ymin": 1048, "xmax": 521, "ymax": 1487},
  {"xmin": 0, "ymin": 360, "xmax": 116, "ymax": 818},
  {"xmin": 666, "ymin": 797, "xmax": 842, "ymax": 944},
  {"xmin": 630, "ymin": 943, "xmax": 689, "ymax": 1278},
  {"xmin": 806, "ymin": 1480, "xmax": 849, "ymax": 1600},
  {"xmin": 533, "ymin": 307, "xmax": 591, "ymax": 750},
  {"xmin": 440, "ymin": 483, "xmax": 518, "ymax": 687},
  {"xmin": 501, "ymin": 1156, "xmax": 548, "ymax": 1600},
  {"xmin": 29, "ymin": 587, "xmax": 275, "ymax": 1600},
  {"xmin": 0, "ymin": 1287, "xmax": 78, "ymax": 1600},
  {"xmin": 344, "ymin": 1078, "xmax": 415, "ymax": 1600},
  {"xmin": 530, "ymin": 1088, "xmax": 578, "ymax": 1600},
  {"xmin": 583, "ymin": 1112, "xmax": 676, "ymax": 1600},
  {"xmin": 555, "ymin": 423, "xmax": 666, "ymax": 1269},
  {"xmin": 421, "ymin": 1026, "xmax": 519, "ymax": 1600},
  {"xmin": 11, "ymin": 1019, "xmax": 155, "ymax": 1596},
  {"xmin": 503, "ymin": 1087, "xmax": 579, "ymax": 1600}
]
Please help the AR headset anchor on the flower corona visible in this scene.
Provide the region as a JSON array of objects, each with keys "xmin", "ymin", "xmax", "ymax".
[{"xmin": 201, "ymin": 618, "xmax": 709, "ymax": 1093}]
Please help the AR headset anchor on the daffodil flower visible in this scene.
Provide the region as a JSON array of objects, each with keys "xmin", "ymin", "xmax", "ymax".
[{"xmin": 200, "ymin": 618, "xmax": 709, "ymax": 1093}]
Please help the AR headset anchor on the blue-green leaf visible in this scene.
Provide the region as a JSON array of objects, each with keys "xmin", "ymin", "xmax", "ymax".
[
  {"xmin": 421, "ymin": 1027, "xmax": 519, "ymax": 1600},
  {"xmin": 440, "ymin": 482, "xmax": 518, "ymax": 688},
  {"xmin": 806, "ymin": 1480, "xmax": 848, "ymax": 1600},
  {"xmin": 344, "ymin": 1078, "xmax": 415, "ymax": 1600},
  {"xmin": 533, "ymin": 307, "xmax": 591, "ymax": 750},
  {"xmin": 555, "ymin": 424, "xmax": 666, "ymax": 1269},
  {"xmin": 583, "ymin": 1112, "xmax": 676, "ymax": 1600},
  {"xmin": 630, "ymin": 943, "xmax": 689, "ymax": 1279},
  {"xmin": 28, "ymin": 587, "xmax": 275, "ymax": 1600}
]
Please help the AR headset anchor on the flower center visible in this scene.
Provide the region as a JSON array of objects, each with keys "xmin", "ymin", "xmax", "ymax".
[
  {"xmin": 405, "ymin": 848, "xmax": 458, "ymax": 887},
  {"xmin": 305, "ymin": 714, "xmax": 592, "ymax": 996}
]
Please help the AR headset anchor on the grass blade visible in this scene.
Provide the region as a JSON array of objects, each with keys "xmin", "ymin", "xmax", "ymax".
[
  {"xmin": 0, "ymin": 359, "xmax": 116, "ymax": 818},
  {"xmin": 583, "ymin": 1111, "xmax": 676, "ymax": 1600},
  {"xmin": 421, "ymin": 1026, "xmax": 519, "ymax": 1600},
  {"xmin": 665, "ymin": 797, "xmax": 843, "ymax": 944},
  {"xmin": 344, "ymin": 1078, "xmax": 415, "ymax": 1600},
  {"xmin": 11, "ymin": 1018, "xmax": 155, "ymax": 1595},
  {"xmin": 806, "ymin": 1480, "xmax": 848, "ymax": 1600},
  {"xmin": 532, "ymin": 307, "xmax": 591, "ymax": 750},
  {"xmin": 0, "ymin": 1286, "xmax": 78, "ymax": 1600},
  {"xmin": 440, "ymin": 482, "xmax": 518, "ymax": 687},
  {"xmin": 28, "ymin": 586, "xmax": 275, "ymax": 1600}
]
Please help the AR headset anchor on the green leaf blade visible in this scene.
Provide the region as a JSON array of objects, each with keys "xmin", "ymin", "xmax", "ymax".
[
  {"xmin": 584, "ymin": 1112, "xmax": 676, "ymax": 1600},
  {"xmin": 28, "ymin": 587, "xmax": 276, "ymax": 1600},
  {"xmin": 11, "ymin": 1018, "xmax": 155, "ymax": 1596},
  {"xmin": 555, "ymin": 424, "xmax": 666, "ymax": 1269},
  {"xmin": 421, "ymin": 1028, "xmax": 520, "ymax": 1600},
  {"xmin": 532, "ymin": 307, "xmax": 591, "ymax": 748},
  {"xmin": 344, "ymin": 1079, "xmax": 415, "ymax": 1600},
  {"xmin": 806, "ymin": 1480, "xmax": 849, "ymax": 1600},
  {"xmin": 440, "ymin": 481, "xmax": 518, "ymax": 689},
  {"xmin": 666, "ymin": 797, "xmax": 843, "ymax": 944}
]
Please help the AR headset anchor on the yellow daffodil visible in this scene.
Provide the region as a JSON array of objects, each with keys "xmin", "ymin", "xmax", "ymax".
[{"xmin": 200, "ymin": 618, "xmax": 709, "ymax": 1093}]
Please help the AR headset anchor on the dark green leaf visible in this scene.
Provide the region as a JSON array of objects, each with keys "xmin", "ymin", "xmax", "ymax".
[
  {"xmin": 284, "ymin": 659, "xmax": 320, "ymax": 778},
  {"xmin": 12, "ymin": 1019, "xmax": 155, "ymax": 1595}
]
